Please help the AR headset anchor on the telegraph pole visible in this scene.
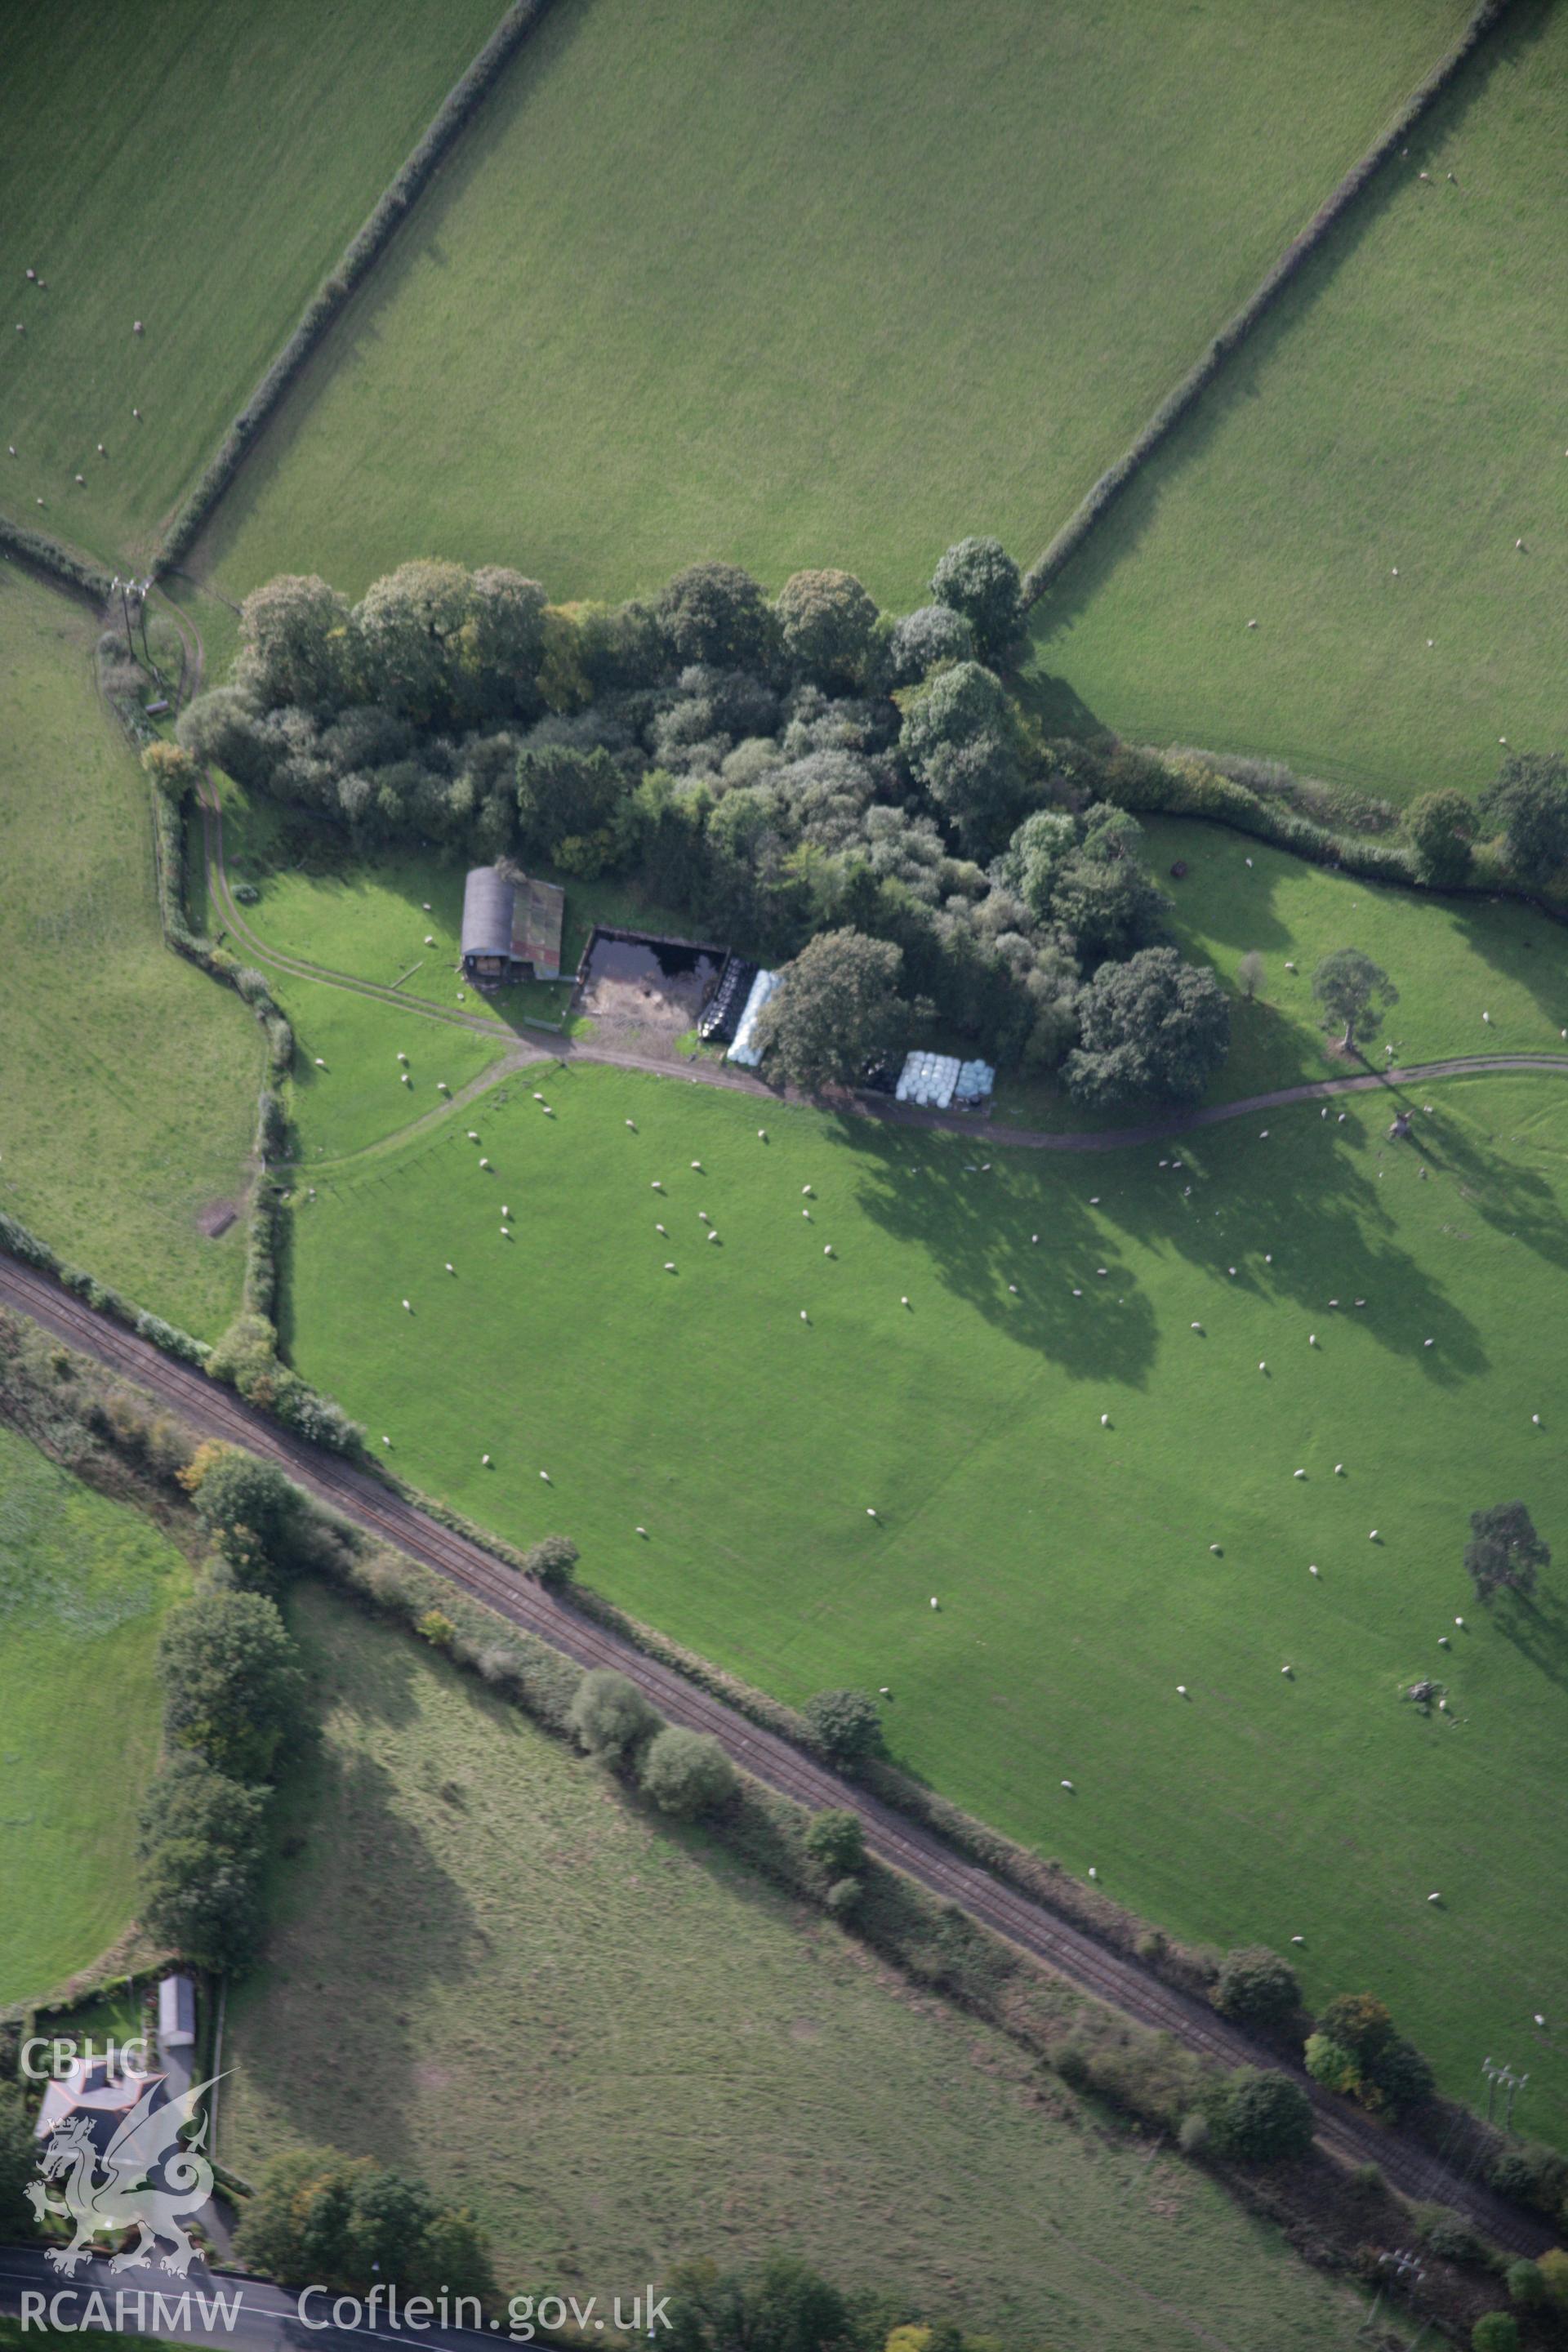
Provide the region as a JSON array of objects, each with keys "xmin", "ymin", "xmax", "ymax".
[{"xmin": 1481, "ymin": 2056, "xmax": 1529, "ymax": 2133}]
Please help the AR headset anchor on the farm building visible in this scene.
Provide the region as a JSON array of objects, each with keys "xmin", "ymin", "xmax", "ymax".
[{"xmin": 461, "ymin": 866, "xmax": 564, "ymax": 987}]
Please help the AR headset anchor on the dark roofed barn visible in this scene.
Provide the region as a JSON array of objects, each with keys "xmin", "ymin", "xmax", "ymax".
[{"xmin": 461, "ymin": 866, "xmax": 564, "ymax": 989}]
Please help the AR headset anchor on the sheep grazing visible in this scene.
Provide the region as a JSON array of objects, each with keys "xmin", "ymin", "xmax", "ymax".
[
  {"xmin": 1031, "ymin": 1234, "xmax": 1039, "ymax": 1244},
  {"xmin": 133, "ymin": 319, "xmax": 144, "ymax": 333},
  {"xmin": 665, "ymin": 1261, "xmax": 676, "ymax": 1272},
  {"xmin": 481, "ymin": 1453, "xmax": 491, "ymax": 1466},
  {"xmin": 1290, "ymin": 1935, "xmax": 1305, "ymax": 1946},
  {"xmin": 901, "ymin": 1295, "xmax": 910, "ymax": 1307},
  {"xmin": 1428, "ymin": 1892, "xmax": 1441, "ymax": 1904},
  {"xmin": 1190, "ymin": 1321, "xmax": 1202, "ymax": 1332},
  {"xmin": 501, "ymin": 1205, "xmax": 511, "ymax": 1218},
  {"xmin": 758, "ymin": 1129, "xmax": 767, "ymax": 1140},
  {"xmin": 131, "ymin": 407, "xmax": 140, "ymax": 420},
  {"xmin": 651, "ymin": 1180, "xmax": 663, "ymax": 1192},
  {"xmin": 1369, "ymin": 1530, "xmax": 1379, "ymax": 1541},
  {"xmin": 401, "ymin": 1298, "xmax": 412, "ymax": 1312},
  {"xmin": 698, "ymin": 1209, "xmax": 711, "ymax": 1223},
  {"xmin": 1438, "ymin": 1635, "xmax": 1451, "ymax": 1649},
  {"xmin": 802, "ymin": 1208, "xmax": 811, "ymax": 1220},
  {"xmin": 929, "ymin": 1597, "xmax": 939, "ymax": 1610},
  {"xmin": 1176, "ymin": 1684, "xmax": 1187, "ymax": 1697},
  {"xmin": 425, "ymin": 934, "xmax": 435, "ymax": 947},
  {"xmin": 1309, "ymin": 1333, "xmax": 1318, "ymax": 1346},
  {"xmin": 626, "ymin": 1119, "xmax": 637, "ymax": 1130},
  {"xmin": 707, "ymin": 1231, "xmax": 719, "ymax": 1243},
  {"xmin": 402, "ymin": 1074, "xmax": 412, "ymax": 1087},
  {"xmin": 1334, "ymin": 1463, "xmax": 1345, "ymax": 1476},
  {"xmin": 397, "ymin": 1051, "xmax": 410, "ymax": 1062},
  {"xmin": 539, "ymin": 1470, "xmax": 551, "ymax": 1482},
  {"xmin": 423, "ymin": 902, "xmax": 432, "ymax": 912},
  {"xmin": 381, "ymin": 1435, "xmax": 392, "ymax": 1447},
  {"xmin": 1060, "ymin": 1779, "xmax": 1074, "ymax": 1792},
  {"xmin": 74, "ymin": 473, "xmax": 84, "ymax": 484},
  {"xmin": 1258, "ymin": 1361, "xmax": 1267, "ymax": 1373},
  {"xmin": 1008, "ymin": 1283, "xmax": 1018, "ymax": 1294},
  {"xmin": 1100, "ymin": 1414, "xmax": 1110, "ymax": 1428},
  {"xmin": 1209, "ymin": 1544, "xmax": 1222, "ymax": 1555},
  {"xmin": 1281, "ymin": 1665, "xmax": 1293, "ymax": 1677},
  {"xmin": 479, "ymin": 1157, "xmax": 491, "ymax": 1169},
  {"xmin": 1088, "ymin": 1866, "xmax": 1098, "ymax": 1881},
  {"xmin": 314, "ymin": 1057, "xmax": 327, "ymax": 1068},
  {"xmin": 866, "ymin": 1508, "xmax": 878, "ymax": 1517},
  {"xmin": 656, "ymin": 1223, "xmax": 666, "ymax": 1236},
  {"xmin": 1535, "ymin": 2015, "xmax": 1547, "ymax": 2029},
  {"xmin": 1482, "ymin": 1011, "xmax": 1491, "ymax": 1023},
  {"xmin": 1294, "ymin": 1469, "xmax": 1306, "ymax": 1480},
  {"xmin": 438, "ymin": 1081, "xmax": 450, "ymax": 1093},
  {"xmin": 1247, "ymin": 617, "xmax": 1258, "ymax": 630},
  {"xmin": 635, "ymin": 1526, "xmax": 647, "ymax": 1537},
  {"xmin": 1309, "ymin": 1564, "xmax": 1321, "ymax": 1577},
  {"xmin": 1423, "ymin": 1337, "xmax": 1434, "ymax": 1348},
  {"xmin": 97, "ymin": 443, "xmax": 105, "ymax": 456},
  {"xmin": 879, "ymin": 1685, "xmax": 891, "ymax": 1697},
  {"xmin": 467, "ymin": 1131, "xmax": 479, "ymax": 1141},
  {"xmin": 824, "ymin": 1245, "xmax": 833, "ymax": 1257},
  {"xmin": 445, "ymin": 1263, "xmax": 455, "ymax": 1275},
  {"xmin": 690, "ymin": 1160, "xmax": 702, "ymax": 1171},
  {"xmin": 1454, "ymin": 1615, "xmax": 1465, "ymax": 1628},
  {"xmin": 800, "ymin": 1310, "xmax": 808, "ymax": 1321},
  {"xmin": 533, "ymin": 1092, "xmax": 545, "ymax": 1102},
  {"xmin": 1516, "ymin": 538, "xmax": 1525, "ymax": 550},
  {"xmin": 802, "ymin": 1185, "xmax": 813, "ymax": 1196},
  {"xmin": 1533, "ymin": 1413, "xmax": 1542, "ymax": 1426}
]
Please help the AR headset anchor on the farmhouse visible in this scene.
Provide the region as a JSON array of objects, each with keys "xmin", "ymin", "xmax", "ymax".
[
  {"xmin": 460, "ymin": 866, "xmax": 564, "ymax": 987},
  {"xmin": 33, "ymin": 2051, "xmax": 167, "ymax": 2153}
]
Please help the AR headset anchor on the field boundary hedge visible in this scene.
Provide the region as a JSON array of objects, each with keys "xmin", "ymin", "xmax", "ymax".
[
  {"xmin": 1020, "ymin": 0, "xmax": 1516, "ymax": 607},
  {"xmin": 154, "ymin": 0, "xmax": 557, "ymax": 570},
  {"xmin": 0, "ymin": 516, "xmax": 114, "ymax": 606}
]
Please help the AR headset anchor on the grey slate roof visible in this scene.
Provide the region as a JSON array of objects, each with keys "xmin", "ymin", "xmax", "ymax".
[{"xmin": 461, "ymin": 866, "xmax": 516, "ymax": 960}]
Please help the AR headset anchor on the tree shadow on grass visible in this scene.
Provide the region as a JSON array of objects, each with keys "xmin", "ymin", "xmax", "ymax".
[
  {"xmin": 241, "ymin": 1662, "xmax": 487, "ymax": 2172},
  {"xmin": 837, "ymin": 1098, "xmax": 1490, "ymax": 1392},
  {"xmin": 1491, "ymin": 1590, "xmax": 1568, "ymax": 1695},
  {"xmin": 1404, "ymin": 1099, "xmax": 1568, "ymax": 1278}
]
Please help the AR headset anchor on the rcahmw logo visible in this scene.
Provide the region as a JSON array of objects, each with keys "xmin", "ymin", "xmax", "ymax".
[{"xmin": 19, "ymin": 2287, "xmax": 243, "ymax": 2335}]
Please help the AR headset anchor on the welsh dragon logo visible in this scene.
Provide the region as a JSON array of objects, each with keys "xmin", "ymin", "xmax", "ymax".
[{"xmin": 26, "ymin": 2076, "xmax": 220, "ymax": 2276}]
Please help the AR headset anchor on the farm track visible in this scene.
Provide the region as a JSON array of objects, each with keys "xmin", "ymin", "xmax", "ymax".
[{"xmin": 0, "ymin": 1250, "xmax": 1549, "ymax": 2256}]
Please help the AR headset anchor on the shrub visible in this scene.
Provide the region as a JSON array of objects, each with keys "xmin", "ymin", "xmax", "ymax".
[
  {"xmin": 1404, "ymin": 787, "xmax": 1476, "ymax": 885},
  {"xmin": 136, "ymin": 1750, "xmax": 269, "ymax": 1973},
  {"xmin": 823, "ymin": 1874, "xmax": 863, "ymax": 1919},
  {"xmin": 803, "ymin": 1808, "xmax": 865, "ymax": 1878},
  {"xmin": 1418, "ymin": 2207, "xmax": 1486, "ymax": 2266},
  {"xmin": 181, "ymin": 1444, "xmax": 305, "ymax": 1589},
  {"xmin": 884, "ymin": 602, "xmax": 975, "ymax": 688},
  {"xmin": 1471, "ymin": 2316, "xmax": 1519, "ymax": 2352},
  {"xmin": 1349, "ymin": 2161, "xmax": 1385, "ymax": 2197},
  {"xmin": 1177, "ymin": 2111, "xmax": 1209, "ymax": 2156},
  {"xmin": 416, "ymin": 1609, "xmax": 456, "ymax": 1650},
  {"xmin": 1538, "ymin": 2249, "xmax": 1568, "ymax": 2310},
  {"xmin": 159, "ymin": 1588, "xmax": 303, "ymax": 1783},
  {"xmin": 775, "ymin": 569, "xmax": 879, "ymax": 690},
  {"xmin": 568, "ymin": 1668, "xmax": 661, "ymax": 1761},
  {"xmin": 930, "ymin": 537, "xmax": 1022, "ymax": 662},
  {"xmin": 1134, "ymin": 1927, "xmax": 1167, "ymax": 1964},
  {"xmin": 524, "ymin": 1534, "xmax": 580, "ymax": 1589},
  {"xmin": 638, "ymin": 1726, "xmax": 737, "ymax": 1820},
  {"xmin": 1214, "ymin": 2069, "xmax": 1313, "ymax": 2165},
  {"xmin": 238, "ymin": 2145, "xmax": 495, "ymax": 2300},
  {"xmin": 1488, "ymin": 2142, "xmax": 1566, "ymax": 2211},
  {"xmin": 804, "ymin": 1688, "xmax": 884, "ymax": 1763},
  {"xmin": 1214, "ymin": 1945, "xmax": 1300, "ymax": 2029},
  {"xmin": 1505, "ymin": 2261, "xmax": 1544, "ymax": 2309}
]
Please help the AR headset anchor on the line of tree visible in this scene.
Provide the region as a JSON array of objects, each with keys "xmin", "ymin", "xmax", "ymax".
[
  {"xmin": 177, "ymin": 544, "xmax": 1230, "ymax": 1103},
  {"xmin": 238, "ymin": 2145, "xmax": 495, "ymax": 2303},
  {"xmin": 136, "ymin": 1447, "xmax": 314, "ymax": 1973}
]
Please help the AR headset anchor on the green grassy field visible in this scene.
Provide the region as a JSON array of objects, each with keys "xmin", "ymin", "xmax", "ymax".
[
  {"xmin": 0, "ymin": 565, "xmax": 260, "ymax": 1336},
  {"xmin": 223, "ymin": 1583, "xmax": 1377, "ymax": 2343},
  {"xmin": 0, "ymin": 0, "xmax": 504, "ymax": 564},
  {"xmin": 285, "ymin": 1051, "xmax": 1568, "ymax": 2140},
  {"xmin": 0, "ymin": 1425, "xmax": 187, "ymax": 2002},
  {"xmin": 194, "ymin": 0, "xmax": 1470, "ymax": 611},
  {"xmin": 1023, "ymin": 0, "xmax": 1568, "ymax": 802}
]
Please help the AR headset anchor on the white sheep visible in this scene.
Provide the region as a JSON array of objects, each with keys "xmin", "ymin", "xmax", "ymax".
[
  {"xmin": 656, "ymin": 1223, "xmax": 667, "ymax": 1236},
  {"xmin": 800, "ymin": 1310, "xmax": 808, "ymax": 1321},
  {"xmin": 1176, "ymin": 1684, "xmax": 1187, "ymax": 1696},
  {"xmin": 1309, "ymin": 1333, "xmax": 1318, "ymax": 1346},
  {"xmin": 445, "ymin": 1263, "xmax": 455, "ymax": 1274},
  {"xmin": 652, "ymin": 1180, "xmax": 664, "ymax": 1192},
  {"xmin": 1294, "ymin": 1469, "xmax": 1306, "ymax": 1480},
  {"xmin": 1291, "ymin": 1935, "xmax": 1305, "ymax": 1946},
  {"xmin": 691, "ymin": 1160, "xmax": 703, "ymax": 1171},
  {"xmin": 398, "ymin": 1052, "xmax": 409, "ymax": 1064},
  {"xmin": 1533, "ymin": 1413, "xmax": 1542, "ymax": 1425},
  {"xmin": 425, "ymin": 935, "xmax": 435, "ymax": 947},
  {"xmin": 626, "ymin": 1119, "xmax": 637, "ymax": 1129},
  {"xmin": 381, "ymin": 1435, "xmax": 392, "ymax": 1447},
  {"xmin": 501, "ymin": 1205, "xmax": 511, "ymax": 1218},
  {"xmin": 901, "ymin": 1295, "xmax": 910, "ymax": 1307},
  {"xmin": 1309, "ymin": 1564, "xmax": 1321, "ymax": 1577},
  {"xmin": 1061, "ymin": 1778, "xmax": 1074, "ymax": 1792},
  {"xmin": 1281, "ymin": 1665, "xmax": 1292, "ymax": 1677},
  {"xmin": 1088, "ymin": 1867, "xmax": 1098, "ymax": 1881},
  {"xmin": 481, "ymin": 1453, "xmax": 491, "ymax": 1466},
  {"xmin": 1258, "ymin": 1361, "xmax": 1267, "ymax": 1373},
  {"xmin": 539, "ymin": 1470, "xmax": 551, "ymax": 1483},
  {"xmin": 758, "ymin": 1129, "xmax": 767, "ymax": 1139},
  {"xmin": 423, "ymin": 902, "xmax": 432, "ymax": 912},
  {"xmin": 708, "ymin": 1231, "xmax": 720, "ymax": 1243},
  {"xmin": 1191, "ymin": 1321, "xmax": 1202, "ymax": 1331},
  {"xmin": 1454, "ymin": 1615, "xmax": 1465, "ymax": 1628},
  {"xmin": 802, "ymin": 1208, "xmax": 811, "ymax": 1219},
  {"xmin": 1423, "ymin": 1337, "xmax": 1434, "ymax": 1348},
  {"xmin": 636, "ymin": 1526, "xmax": 647, "ymax": 1537},
  {"xmin": 402, "ymin": 1074, "xmax": 412, "ymax": 1087},
  {"xmin": 1334, "ymin": 1463, "xmax": 1344, "ymax": 1476},
  {"xmin": 1008, "ymin": 1283, "xmax": 1018, "ymax": 1294},
  {"xmin": 802, "ymin": 1185, "xmax": 813, "ymax": 1196},
  {"xmin": 866, "ymin": 1508, "xmax": 878, "ymax": 1517},
  {"xmin": 467, "ymin": 1130, "xmax": 479, "ymax": 1141},
  {"xmin": 479, "ymin": 1157, "xmax": 491, "ymax": 1169},
  {"xmin": 401, "ymin": 1298, "xmax": 412, "ymax": 1312},
  {"xmin": 698, "ymin": 1209, "xmax": 711, "ymax": 1223},
  {"xmin": 1428, "ymin": 1892, "xmax": 1441, "ymax": 1904},
  {"xmin": 665, "ymin": 1262, "xmax": 676, "ymax": 1272},
  {"xmin": 314, "ymin": 1057, "xmax": 326, "ymax": 1068},
  {"xmin": 1100, "ymin": 1414, "xmax": 1110, "ymax": 1428},
  {"xmin": 1370, "ymin": 1530, "xmax": 1379, "ymax": 1541},
  {"xmin": 533, "ymin": 1092, "xmax": 545, "ymax": 1102}
]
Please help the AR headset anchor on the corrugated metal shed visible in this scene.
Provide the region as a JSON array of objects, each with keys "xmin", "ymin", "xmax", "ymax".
[{"xmin": 461, "ymin": 866, "xmax": 516, "ymax": 961}]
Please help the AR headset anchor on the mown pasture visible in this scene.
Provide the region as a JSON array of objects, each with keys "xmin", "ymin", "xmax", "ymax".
[
  {"xmin": 194, "ymin": 0, "xmax": 1472, "ymax": 609},
  {"xmin": 223, "ymin": 1581, "xmax": 1379, "ymax": 2344},
  {"xmin": 0, "ymin": 0, "xmax": 503, "ymax": 564},
  {"xmin": 0, "ymin": 1423, "xmax": 186, "ymax": 2003},
  {"xmin": 284, "ymin": 1052, "xmax": 1568, "ymax": 2140},
  {"xmin": 1024, "ymin": 0, "xmax": 1568, "ymax": 801},
  {"xmin": 0, "ymin": 565, "xmax": 259, "ymax": 1336}
]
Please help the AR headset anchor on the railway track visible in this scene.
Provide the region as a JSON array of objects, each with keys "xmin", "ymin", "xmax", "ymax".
[{"xmin": 0, "ymin": 1253, "xmax": 1548, "ymax": 2255}]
